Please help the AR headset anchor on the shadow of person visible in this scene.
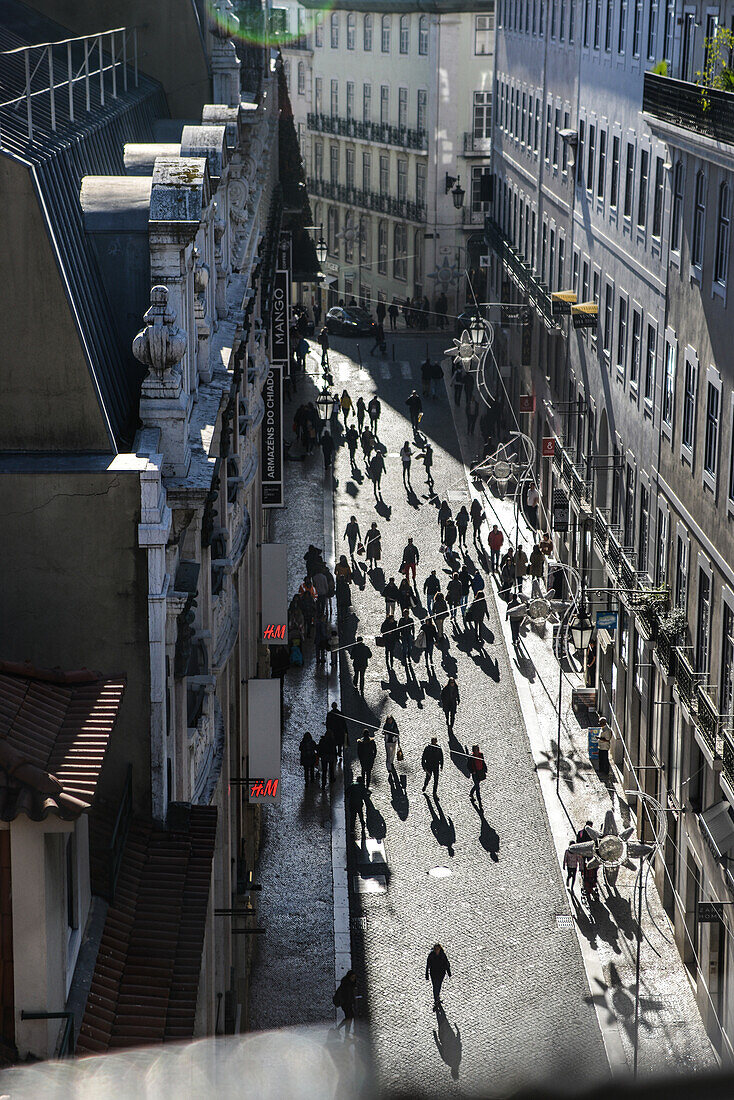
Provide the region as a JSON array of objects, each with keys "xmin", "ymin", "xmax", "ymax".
[
  {"xmin": 375, "ymin": 500, "xmax": 392, "ymax": 520},
  {"xmin": 433, "ymin": 1005, "xmax": 462, "ymax": 1080},
  {"xmin": 472, "ymin": 802, "xmax": 500, "ymax": 861},
  {"xmin": 447, "ymin": 728, "xmax": 470, "ymax": 776},
  {"xmin": 364, "ymin": 793, "xmax": 387, "ymax": 841},
  {"xmin": 368, "ymin": 566, "xmax": 385, "ymax": 590},
  {"xmin": 425, "ymin": 794, "xmax": 456, "ymax": 856},
  {"xmin": 388, "ymin": 770, "xmax": 409, "ymax": 821}
]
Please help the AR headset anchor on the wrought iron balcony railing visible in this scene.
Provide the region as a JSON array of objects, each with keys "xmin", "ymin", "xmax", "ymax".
[
  {"xmin": 675, "ymin": 647, "xmax": 698, "ymax": 712},
  {"xmin": 724, "ymin": 734, "xmax": 734, "ymax": 790},
  {"xmin": 307, "ymin": 112, "xmax": 428, "ymax": 151},
  {"xmin": 463, "ymin": 131, "xmax": 492, "ymax": 155},
  {"xmin": 656, "ymin": 628, "xmax": 676, "ymax": 678},
  {"xmin": 485, "ymin": 217, "xmax": 559, "ymax": 332},
  {"xmin": 594, "ymin": 510, "xmax": 609, "ymax": 552},
  {"xmin": 306, "ymin": 176, "xmax": 426, "ymax": 223},
  {"xmin": 643, "ymin": 72, "xmax": 734, "ymax": 146},
  {"xmin": 696, "ymin": 687, "xmax": 721, "ymax": 756}
]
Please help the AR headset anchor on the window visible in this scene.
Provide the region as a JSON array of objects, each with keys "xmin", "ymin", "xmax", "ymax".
[
  {"xmin": 632, "ymin": 0, "xmax": 642, "ymax": 54},
  {"xmin": 652, "ymin": 156, "xmax": 664, "ymax": 238},
  {"xmin": 553, "ymin": 108, "xmax": 560, "ymax": 166},
  {"xmin": 416, "ymin": 163, "xmax": 427, "ymax": 208},
  {"xmin": 722, "ymin": 605, "xmax": 734, "ymax": 723},
  {"xmin": 417, "ymin": 90, "xmax": 427, "ymax": 133},
  {"xmin": 347, "ymin": 12, "xmax": 355, "ymax": 49},
  {"xmin": 671, "ymin": 161, "xmax": 683, "ymax": 253},
  {"xmin": 329, "ymin": 144, "xmax": 339, "ymax": 184},
  {"xmin": 521, "ymin": 92, "xmax": 527, "ymax": 144},
  {"xmin": 542, "ymin": 222, "xmax": 548, "ymax": 280},
  {"xmin": 624, "ymin": 463, "xmax": 635, "ymax": 546},
  {"xmin": 692, "ymin": 169, "xmax": 706, "ymax": 270},
  {"xmin": 639, "ymin": 485, "xmax": 649, "ymax": 572},
  {"xmin": 562, "ymin": 110, "xmax": 570, "ymax": 170},
  {"xmin": 346, "ymin": 81, "xmax": 355, "ymax": 120},
  {"xmin": 663, "ymin": 0, "xmax": 674, "ymax": 60},
  {"xmin": 346, "ymin": 148, "xmax": 355, "ymax": 191},
  {"xmin": 549, "ymin": 228, "xmax": 556, "ymax": 290},
  {"xmin": 569, "ymin": 0, "xmax": 575, "ymax": 39},
  {"xmin": 344, "ymin": 213, "xmax": 354, "ymax": 261},
  {"xmin": 474, "ymin": 91, "xmax": 493, "ymax": 138},
  {"xmin": 682, "ymin": 353, "xmax": 697, "ymax": 455},
  {"xmin": 675, "ymin": 533, "xmax": 688, "ymax": 612},
  {"xmin": 715, "ymin": 180, "xmax": 731, "ymax": 288},
  {"xmin": 583, "ymin": 0, "xmax": 590, "ymax": 46},
  {"xmin": 420, "ymin": 14, "xmax": 429, "ymax": 54},
  {"xmin": 618, "ymin": 0, "xmax": 627, "ymax": 51},
  {"xmin": 597, "ymin": 129, "xmax": 606, "ymax": 199},
  {"xmin": 558, "ymin": 234, "xmax": 565, "ymax": 288},
  {"xmin": 577, "ymin": 119, "xmax": 585, "ymax": 186},
  {"xmin": 644, "ymin": 323, "xmax": 656, "ymax": 405},
  {"xmin": 314, "ymin": 76, "xmax": 323, "ymax": 114},
  {"xmin": 471, "ymin": 166, "xmax": 493, "ymax": 212},
  {"xmin": 551, "ymin": 0, "xmax": 557, "ymax": 38},
  {"xmin": 314, "ymin": 142, "xmax": 323, "ymax": 180},
  {"xmin": 704, "ymin": 376, "xmax": 721, "ymax": 483},
  {"xmin": 362, "ymin": 152, "xmax": 371, "ymax": 193},
  {"xmin": 610, "ymin": 135, "xmax": 620, "ymax": 207},
  {"xmin": 535, "ymin": 97, "xmax": 541, "ymax": 150},
  {"xmin": 400, "ymin": 14, "xmax": 409, "ymax": 53},
  {"xmin": 605, "ymin": 0, "xmax": 613, "ymax": 48},
  {"xmin": 630, "ymin": 307, "xmax": 641, "ymax": 387},
  {"xmin": 560, "ymin": 0, "xmax": 566, "ymax": 40},
  {"xmin": 539, "ymin": 0, "xmax": 545, "ymax": 35},
  {"xmin": 394, "ymin": 223, "xmax": 407, "ymax": 280},
  {"xmin": 617, "ymin": 295, "xmax": 627, "ymax": 373},
  {"xmin": 330, "ymin": 79, "xmax": 338, "ymax": 118},
  {"xmin": 655, "ymin": 507, "xmax": 668, "ymax": 584},
  {"xmin": 586, "ymin": 124, "xmax": 596, "ymax": 193},
  {"xmin": 379, "ymin": 154, "xmax": 389, "ymax": 194},
  {"xmin": 381, "ymin": 15, "xmax": 391, "ymax": 52},
  {"xmin": 545, "ymin": 104, "xmax": 552, "ymax": 161},
  {"xmin": 604, "ymin": 283, "xmax": 614, "ymax": 353},
  {"xmin": 364, "ymin": 13, "xmax": 373, "ymax": 50},
  {"xmin": 572, "ymin": 249, "xmax": 579, "ymax": 294},
  {"xmin": 297, "ymin": 62, "xmax": 305, "ymax": 96},
  {"xmin": 581, "ymin": 258, "xmax": 589, "ymax": 304},
  {"xmin": 397, "ymin": 158, "xmax": 407, "ymax": 201},
  {"xmin": 327, "ymin": 206, "xmax": 339, "ymax": 255},
  {"xmin": 696, "ymin": 568, "xmax": 711, "ymax": 674},
  {"xmin": 398, "ymin": 87, "xmax": 408, "ymax": 130},
  {"xmin": 315, "ymin": 13, "xmax": 323, "ymax": 47},
  {"xmin": 331, "ymin": 12, "xmax": 339, "ymax": 48},
  {"xmin": 638, "ymin": 148, "xmax": 649, "ymax": 227},
  {"xmin": 378, "ymin": 221, "xmax": 387, "ymax": 273},
  {"xmin": 662, "ymin": 337, "xmax": 676, "ymax": 428},
  {"xmin": 620, "ymin": 607, "xmax": 629, "ymax": 665},
  {"xmin": 380, "ymin": 86, "xmax": 389, "ymax": 126},
  {"xmin": 624, "ymin": 142, "xmax": 635, "ymax": 218},
  {"xmin": 363, "ymin": 83, "xmax": 372, "ymax": 123},
  {"xmin": 592, "ymin": 270, "xmax": 600, "ymax": 337},
  {"xmin": 593, "ymin": 0, "xmax": 601, "ymax": 47},
  {"xmin": 647, "ymin": 0, "xmax": 657, "ymax": 57}
]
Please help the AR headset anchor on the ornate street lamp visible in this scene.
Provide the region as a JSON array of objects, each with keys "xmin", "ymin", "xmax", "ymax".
[
  {"xmin": 569, "ymin": 603, "xmax": 594, "ymax": 651},
  {"xmin": 444, "ymin": 173, "xmax": 465, "ymax": 210},
  {"xmin": 315, "ymin": 235, "xmax": 328, "ymax": 265},
  {"xmin": 469, "ymin": 314, "xmax": 486, "ymax": 346}
]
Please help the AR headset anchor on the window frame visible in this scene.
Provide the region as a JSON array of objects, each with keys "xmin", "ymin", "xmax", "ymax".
[
  {"xmin": 347, "ymin": 12, "xmax": 355, "ymax": 49},
  {"xmin": 399, "ymin": 14, "xmax": 410, "ymax": 53},
  {"xmin": 331, "ymin": 12, "xmax": 339, "ymax": 48},
  {"xmin": 420, "ymin": 14, "xmax": 429, "ymax": 54},
  {"xmin": 691, "ymin": 168, "xmax": 706, "ymax": 277},
  {"xmin": 381, "ymin": 14, "xmax": 391, "ymax": 53},
  {"xmin": 662, "ymin": 328, "xmax": 676, "ymax": 439},
  {"xmin": 681, "ymin": 345, "xmax": 698, "ymax": 467},
  {"xmin": 363, "ymin": 13, "xmax": 373, "ymax": 50},
  {"xmin": 703, "ymin": 365, "xmax": 722, "ymax": 494},
  {"xmin": 714, "ymin": 178, "xmax": 731, "ymax": 295}
]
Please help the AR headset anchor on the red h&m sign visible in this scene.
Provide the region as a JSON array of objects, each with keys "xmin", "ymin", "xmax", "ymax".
[
  {"xmin": 249, "ymin": 778, "xmax": 279, "ymax": 800},
  {"xmin": 542, "ymin": 437, "xmax": 556, "ymax": 457},
  {"xmin": 519, "ymin": 394, "xmax": 536, "ymax": 414},
  {"xmin": 263, "ymin": 623, "xmax": 286, "ymax": 640}
]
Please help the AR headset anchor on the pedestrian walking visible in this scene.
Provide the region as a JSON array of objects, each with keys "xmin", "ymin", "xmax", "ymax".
[
  {"xmin": 420, "ymin": 356, "xmax": 431, "ymax": 397},
  {"xmin": 433, "ymin": 592, "xmax": 449, "ymax": 639},
  {"xmin": 466, "ymin": 396, "xmax": 479, "ymax": 435},
  {"xmin": 488, "ymin": 524, "xmax": 504, "ymax": 571},
  {"xmin": 526, "ymin": 483, "xmax": 540, "ymax": 528},
  {"xmin": 368, "ymin": 395, "xmax": 381, "ymax": 435},
  {"xmin": 438, "ymin": 499, "xmax": 452, "ymax": 543},
  {"xmin": 470, "ymin": 569, "xmax": 486, "ymax": 597},
  {"xmin": 529, "ymin": 542, "xmax": 545, "ymax": 585},
  {"xmin": 328, "ymin": 627, "xmax": 339, "ymax": 671},
  {"xmin": 357, "ymin": 729, "xmax": 377, "ymax": 788},
  {"xmin": 400, "ymin": 441, "xmax": 413, "ymax": 490},
  {"xmin": 443, "ymin": 518, "xmax": 457, "ymax": 556},
  {"xmin": 423, "ymin": 569, "xmax": 441, "ymax": 614},
  {"xmin": 317, "ymin": 729, "xmax": 337, "ymax": 786},
  {"xmin": 350, "ymin": 635, "xmax": 372, "ymax": 695},
  {"xmin": 466, "ymin": 593, "xmax": 487, "ymax": 644},
  {"xmin": 435, "ymin": 292, "xmax": 448, "ymax": 330},
  {"xmin": 315, "ymin": 613, "xmax": 329, "ymax": 663},
  {"xmin": 334, "ymin": 970, "xmax": 358, "ymax": 1034},
  {"xmin": 406, "ymin": 390, "xmax": 423, "ymax": 434},
  {"xmin": 388, "ymin": 298, "xmax": 399, "ymax": 330},
  {"xmin": 398, "ymin": 610, "xmax": 416, "ymax": 668},
  {"xmin": 440, "ymin": 676, "xmax": 460, "ymax": 728},
  {"xmin": 397, "ymin": 576, "xmax": 413, "ymax": 614},
  {"xmin": 597, "ymin": 717, "xmax": 612, "ymax": 775},
  {"xmin": 539, "ymin": 530, "xmax": 554, "ymax": 556},
  {"xmin": 383, "ymin": 576, "xmax": 400, "ymax": 617},
  {"xmin": 421, "ymin": 443, "xmax": 435, "ymax": 494},
  {"xmin": 451, "ymin": 363, "xmax": 465, "ymax": 406},
  {"xmin": 462, "ymin": 370, "xmax": 474, "ymax": 406},
  {"xmin": 563, "ymin": 843, "xmax": 581, "ymax": 892},
  {"xmin": 458, "ymin": 564, "xmax": 472, "ymax": 610},
  {"xmin": 585, "ymin": 638, "xmax": 598, "ymax": 688},
  {"xmin": 361, "ymin": 426, "xmax": 375, "ymax": 461},
  {"xmin": 383, "ymin": 715, "xmax": 400, "ymax": 774},
  {"xmin": 456, "ymin": 505, "xmax": 470, "ymax": 549},
  {"xmin": 299, "ymin": 731, "xmax": 318, "ymax": 784},
  {"xmin": 312, "ymin": 570, "xmax": 330, "ymax": 617},
  {"xmin": 426, "ymin": 945, "xmax": 451, "ymax": 1012},
  {"xmin": 365, "ymin": 522, "xmax": 382, "ymax": 569},
  {"xmin": 343, "ymin": 515, "xmax": 361, "ymax": 558},
  {"xmin": 356, "ymin": 395, "xmax": 367, "ymax": 432},
  {"xmin": 345, "ymin": 424, "xmax": 359, "ymax": 469},
  {"xmin": 429, "ymin": 359, "xmax": 442, "ymax": 399},
  {"xmin": 371, "ymin": 320, "xmax": 385, "ymax": 354},
  {"xmin": 514, "ymin": 545, "xmax": 529, "ymax": 592},
  {"xmin": 468, "ymin": 744, "xmax": 487, "ymax": 810},
  {"xmin": 506, "ymin": 592, "xmax": 526, "ymax": 647},
  {"xmin": 380, "ymin": 611, "xmax": 399, "ymax": 671},
  {"xmin": 470, "ymin": 498, "xmax": 484, "ymax": 543},
  {"xmin": 369, "ymin": 450, "xmax": 386, "ymax": 498},
  {"xmin": 376, "ymin": 298, "xmax": 387, "ymax": 326},
  {"xmin": 321, "ymin": 428, "xmax": 334, "ymax": 470},
  {"xmin": 499, "ymin": 547, "xmax": 515, "ymax": 597},
  {"xmin": 326, "ymin": 702, "xmax": 348, "ymax": 761},
  {"xmin": 446, "ymin": 572, "xmax": 463, "ymax": 623},
  {"xmin": 340, "ymin": 389, "xmax": 353, "ymax": 424},
  {"xmin": 422, "ymin": 616, "xmax": 438, "ymax": 672},
  {"xmin": 318, "ymin": 325, "xmax": 330, "ymax": 369},
  {"xmin": 401, "ymin": 537, "xmax": 420, "ymax": 586},
  {"xmin": 421, "ymin": 737, "xmax": 444, "ymax": 798}
]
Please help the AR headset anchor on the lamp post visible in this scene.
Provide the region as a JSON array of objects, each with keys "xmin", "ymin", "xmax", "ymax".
[
  {"xmin": 445, "ymin": 173, "xmax": 465, "ymax": 210},
  {"xmin": 548, "ymin": 560, "xmax": 583, "ymax": 794}
]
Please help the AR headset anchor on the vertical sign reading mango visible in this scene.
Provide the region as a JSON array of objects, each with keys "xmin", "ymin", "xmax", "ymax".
[{"xmin": 262, "ymin": 270, "xmax": 289, "ymax": 507}]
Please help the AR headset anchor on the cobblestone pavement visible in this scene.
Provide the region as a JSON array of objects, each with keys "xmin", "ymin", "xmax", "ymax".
[
  {"xmin": 329, "ymin": 336, "xmax": 608, "ymax": 1097},
  {"xmin": 445, "ymin": 393, "xmax": 717, "ymax": 1079}
]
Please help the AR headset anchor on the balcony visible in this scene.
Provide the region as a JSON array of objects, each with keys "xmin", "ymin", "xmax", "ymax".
[
  {"xmin": 485, "ymin": 218, "xmax": 559, "ymax": 332},
  {"xmin": 462, "ymin": 207, "xmax": 489, "ymax": 226},
  {"xmin": 594, "ymin": 511, "xmax": 609, "ymax": 553},
  {"xmin": 674, "ymin": 647, "xmax": 698, "ymax": 713},
  {"xmin": 307, "ymin": 112, "xmax": 428, "ymax": 152},
  {"xmin": 643, "ymin": 72, "xmax": 734, "ymax": 146},
  {"xmin": 697, "ymin": 687, "xmax": 722, "ymax": 757},
  {"xmin": 656, "ymin": 629, "xmax": 677, "ymax": 679},
  {"xmin": 724, "ymin": 735, "xmax": 734, "ymax": 791},
  {"xmin": 463, "ymin": 132, "xmax": 492, "ymax": 156},
  {"xmin": 606, "ymin": 528, "xmax": 621, "ymax": 576},
  {"xmin": 306, "ymin": 176, "xmax": 426, "ymax": 223},
  {"xmin": 620, "ymin": 553, "xmax": 637, "ymax": 593}
]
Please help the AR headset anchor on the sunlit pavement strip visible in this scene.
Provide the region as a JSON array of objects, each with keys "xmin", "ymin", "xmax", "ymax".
[{"xmin": 445, "ymin": 366, "xmax": 717, "ymax": 1078}]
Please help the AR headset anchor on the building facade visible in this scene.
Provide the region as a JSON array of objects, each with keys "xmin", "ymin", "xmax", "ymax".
[
  {"xmin": 281, "ymin": 0, "xmax": 495, "ymax": 316},
  {"xmin": 489, "ymin": 0, "xmax": 734, "ymax": 1056}
]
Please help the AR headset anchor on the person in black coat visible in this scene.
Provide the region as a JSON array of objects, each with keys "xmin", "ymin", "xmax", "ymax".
[
  {"xmin": 383, "ymin": 576, "xmax": 400, "ymax": 617},
  {"xmin": 406, "ymin": 390, "xmax": 423, "ymax": 433},
  {"xmin": 326, "ymin": 702, "xmax": 348, "ymax": 760},
  {"xmin": 350, "ymin": 636, "xmax": 372, "ymax": 695},
  {"xmin": 421, "ymin": 737, "xmax": 444, "ymax": 797},
  {"xmin": 335, "ymin": 970, "xmax": 358, "ymax": 1033},
  {"xmin": 438, "ymin": 500, "xmax": 452, "ymax": 543},
  {"xmin": 321, "ymin": 429, "xmax": 334, "ymax": 470},
  {"xmin": 299, "ymin": 732, "xmax": 318, "ymax": 784},
  {"xmin": 440, "ymin": 677, "xmax": 460, "ymax": 728},
  {"xmin": 426, "ymin": 944, "xmax": 452, "ymax": 1011},
  {"xmin": 380, "ymin": 612, "xmax": 399, "ymax": 671},
  {"xmin": 317, "ymin": 730, "xmax": 337, "ymax": 786},
  {"xmin": 357, "ymin": 730, "xmax": 377, "ymax": 788}
]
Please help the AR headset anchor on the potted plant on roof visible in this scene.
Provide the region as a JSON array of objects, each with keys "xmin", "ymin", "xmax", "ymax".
[{"xmin": 697, "ymin": 26, "xmax": 734, "ymax": 110}]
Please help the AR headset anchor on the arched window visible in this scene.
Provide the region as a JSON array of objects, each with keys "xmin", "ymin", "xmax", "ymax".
[
  {"xmin": 330, "ymin": 12, "xmax": 339, "ymax": 48},
  {"xmin": 381, "ymin": 15, "xmax": 391, "ymax": 52},
  {"xmin": 363, "ymin": 13, "xmax": 373, "ymax": 50},
  {"xmin": 692, "ymin": 168, "xmax": 706, "ymax": 269},
  {"xmin": 314, "ymin": 14, "xmax": 323, "ymax": 47},
  {"xmin": 394, "ymin": 223, "xmax": 408, "ymax": 280},
  {"xmin": 347, "ymin": 13, "xmax": 355, "ymax": 49},
  {"xmin": 297, "ymin": 61, "xmax": 305, "ymax": 96},
  {"xmin": 419, "ymin": 14, "xmax": 429, "ymax": 54},
  {"xmin": 671, "ymin": 160, "xmax": 683, "ymax": 253},
  {"xmin": 400, "ymin": 15, "xmax": 410, "ymax": 53},
  {"xmin": 328, "ymin": 206, "xmax": 339, "ymax": 256},
  {"xmin": 715, "ymin": 180, "xmax": 730, "ymax": 287},
  {"xmin": 378, "ymin": 221, "xmax": 388, "ymax": 274}
]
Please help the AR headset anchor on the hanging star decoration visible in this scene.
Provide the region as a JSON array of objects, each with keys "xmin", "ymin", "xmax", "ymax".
[
  {"xmin": 472, "ymin": 442, "xmax": 518, "ymax": 494},
  {"xmin": 427, "ymin": 256, "xmax": 460, "ymax": 287},
  {"xmin": 569, "ymin": 809, "xmax": 654, "ymax": 889},
  {"xmin": 445, "ymin": 329, "xmax": 478, "ymax": 370}
]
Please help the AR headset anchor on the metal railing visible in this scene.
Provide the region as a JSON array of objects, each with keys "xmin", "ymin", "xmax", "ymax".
[
  {"xmin": 106, "ymin": 764, "xmax": 133, "ymax": 902},
  {"xmin": 656, "ymin": 629, "xmax": 676, "ymax": 678},
  {"xmin": 724, "ymin": 735, "xmax": 734, "ymax": 789},
  {"xmin": 674, "ymin": 647, "xmax": 698, "ymax": 712},
  {"xmin": 463, "ymin": 131, "xmax": 492, "ymax": 154},
  {"xmin": 696, "ymin": 687, "xmax": 721, "ymax": 755},
  {"xmin": 0, "ymin": 27, "xmax": 139, "ymax": 145},
  {"xmin": 21, "ymin": 1011, "xmax": 75, "ymax": 1058},
  {"xmin": 594, "ymin": 510, "xmax": 609, "ymax": 552},
  {"xmin": 485, "ymin": 217, "xmax": 559, "ymax": 332},
  {"xmin": 643, "ymin": 71, "xmax": 734, "ymax": 146},
  {"xmin": 307, "ymin": 111, "xmax": 428, "ymax": 151},
  {"xmin": 306, "ymin": 176, "xmax": 426, "ymax": 222}
]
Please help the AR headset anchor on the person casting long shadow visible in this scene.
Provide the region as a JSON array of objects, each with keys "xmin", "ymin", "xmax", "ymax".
[
  {"xmin": 424, "ymin": 794, "xmax": 456, "ymax": 857},
  {"xmin": 471, "ymin": 800, "xmax": 500, "ymax": 862},
  {"xmin": 433, "ymin": 1005, "xmax": 462, "ymax": 1081}
]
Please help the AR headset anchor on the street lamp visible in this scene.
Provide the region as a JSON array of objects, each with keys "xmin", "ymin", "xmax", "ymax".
[
  {"xmin": 469, "ymin": 314, "xmax": 486, "ymax": 346},
  {"xmin": 569, "ymin": 603, "xmax": 594, "ymax": 652},
  {"xmin": 305, "ymin": 224, "xmax": 328, "ymax": 266},
  {"xmin": 445, "ymin": 173, "xmax": 465, "ymax": 210}
]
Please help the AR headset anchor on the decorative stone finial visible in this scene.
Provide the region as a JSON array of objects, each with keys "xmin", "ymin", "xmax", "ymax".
[{"xmin": 132, "ymin": 286, "xmax": 187, "ymax": 381}]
